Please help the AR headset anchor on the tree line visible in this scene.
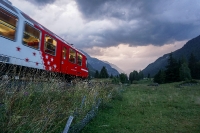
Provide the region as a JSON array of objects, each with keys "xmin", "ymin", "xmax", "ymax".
[
  {"xmin": 128, "ymin": 70, "xmax": 144, "ymax": 83},
  {"xmin": 90, "ymin": 52, "xmax": 200, "ymax": 84},
  {"xmin": 154, "ymin": 53, "xmax": 200, "ymax": 84},
  {"xmin": 93, "ymin": 66, "xmax": 129, "ymax": 84},
  {"xmin": 94, "ymin": 66, "xmax": 109, "ymax": 78},
  {"xmin": 93, "ymin": 65, "xmax": 146, "ymax": 84}
]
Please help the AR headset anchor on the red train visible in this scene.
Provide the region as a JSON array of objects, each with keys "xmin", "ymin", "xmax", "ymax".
[{"xmin": 0, "ymin": 0, "xmax": 88, "ymax": 80}]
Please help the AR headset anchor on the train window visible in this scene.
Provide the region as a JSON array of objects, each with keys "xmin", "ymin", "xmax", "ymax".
[
  {"xmin": 69, "ymin": 48, "xmax": 76, "ymax": 63},
  {"xmin": 44, "ymin": 35, "xmax": 57, "ymax": 56},
  {"xmin": 0, "ymin": 7, "xmax": 18, "ymax": 40},
  {"xmin": 77, "ymin": 53, "xmax": 82, "ymax": 66},
  {"xmin": 23, "ymin": 23, "xmax": 40, "ymax": 49},
  {"xmin": 62, "ymin": 47, "xmax": 67, "ymax": 59}
]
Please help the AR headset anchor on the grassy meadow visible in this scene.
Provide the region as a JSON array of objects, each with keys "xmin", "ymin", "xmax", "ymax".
[{"xmin": 81, "ymin": 80, "xmax": 200, "ymax": 133}]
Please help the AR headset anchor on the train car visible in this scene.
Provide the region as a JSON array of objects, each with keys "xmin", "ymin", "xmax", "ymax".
[{"xmin": 0, "ymin": 0, "xmax": 88, "ymax": 80}]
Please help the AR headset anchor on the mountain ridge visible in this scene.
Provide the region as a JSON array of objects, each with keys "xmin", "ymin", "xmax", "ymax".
[
  {"xmin": 103, "ymin": 61, "xmax": 125, "ymax": 74},
  {"xmin": 142, "ymin": 35, "xmax": 200, "ymax": 77},
  {"xmin": 80, "ymin": 50, "xmax": 120, "ymax": 77}
]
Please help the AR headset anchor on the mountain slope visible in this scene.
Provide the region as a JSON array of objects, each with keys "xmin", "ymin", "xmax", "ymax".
[
  {"xmin": 80, "ymin": 50, "xmax": 120, "ymax": 76},
  {"xmin": 142, "ymin": 35, "xmax": 200, "ymax": 77},
  {"xmin": 103, "ymin": 61, "xmax": 125, "ymax": 74}
]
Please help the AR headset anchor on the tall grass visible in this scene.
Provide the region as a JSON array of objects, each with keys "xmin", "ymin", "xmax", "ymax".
[{"xmin": 0, "ymin": 66, "xmax": 121, "ymax": 133}]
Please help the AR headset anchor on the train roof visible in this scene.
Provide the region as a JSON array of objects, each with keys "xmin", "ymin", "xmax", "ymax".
[{"xmin": 0, "ymin": 0, "xmax": 18, "ymax": 14}]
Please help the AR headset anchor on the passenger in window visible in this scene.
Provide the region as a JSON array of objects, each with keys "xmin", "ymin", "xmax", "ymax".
[
  {"xmin": 70, "ymin": 55, "xmax": 74, "ymax": 63},
  {"xmin": 77, "ymin": 56, "xmax": 81, "ymax": 65},
  {"xmin": 48, "ymin": 39, "xmax": 53, "ymax": 43}
]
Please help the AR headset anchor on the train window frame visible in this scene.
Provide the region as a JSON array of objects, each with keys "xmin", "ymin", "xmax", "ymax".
[
  {"xmin": 0, "ymin": 7, "xmax": 18, "ymax": 41},
  {"xmin": 44, "ymin": 34, "xmax": 57, "ymax": 56},
  {"xmin": 77, "ymin": 53, "xmax": 82, "ymax": 66},
  {"xmin": 22, "ymin": 22, "xmax": 41, "ymax": 50},
  {"xmin": 62, "ymin": 47, "xmax": 67, "ymax": 60},
  {"xmin": 69, "ymin": 48, "xmax": 76, "ymax": 64},
  {"xmin": 86, "ymin": 58, "xmax": 88, "ymax": 68}
]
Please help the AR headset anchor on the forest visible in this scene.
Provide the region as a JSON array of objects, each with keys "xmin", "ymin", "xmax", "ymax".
[{"xmin": 154, "ymin": 53, "xmax": 200, "ymax": 84}]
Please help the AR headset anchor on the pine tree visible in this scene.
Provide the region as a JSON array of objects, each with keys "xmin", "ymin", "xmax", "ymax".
[
  {"xmin": 160, "ymin": 70, "xmax": 166, "ymax": 83},
  {"xmin": 112, "ymin": 76, "xmax": 120, "ymax": 84},
  {"xmin": 138, "ymin": 70, "xmax": 144, "ymax": 80},
  {"xmin": 99, "ymin": 66, "xmax": 109, "ymax": 78},
  {"xmin": 119, "ymin": 73, "xmax": 128, "ymax": 83},
  {"xmin": 154, "ymin": 69, "xmax": 165, "ymax": 84},
  {"xmin": 132, "ymin": 70, "xmax": 139, "ymax": 80},
  {"xmin": 94, "ymin": 70, "xmax": 99, "ymax": 78},
  {"xmin": 148, "ymin": 73, "xmax": 150, "ymax": 79},
  {"xmin": 154, "ymin": 70, "xmax": 160, "ymax": 83},
  {"xmin": 188, "ymin": 53, "xmax": 198, "ymax": 79},
  {"xmin": 129, "ymin": 72, "xmax": 134, "ymax": 83},
  {"xmin": 110, "ymin": 74, "xmax": 113, "ymax": 78},
  {"xmin": 129, "ymin": 70, "xmax": 144, "ymax": 84},
  {"xmin": 196, "ymin": 62, "xmax": 200, "ymax": 79},
  {"xmin": 165, "ymin": 53, "xmax": 179, "ymax": 82},
  {"xmin": 179, "ymin": 62, "xmax": 191, "ymax": 81}
]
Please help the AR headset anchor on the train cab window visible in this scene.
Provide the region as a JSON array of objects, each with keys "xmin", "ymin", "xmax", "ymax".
[
  {"xmin": 62, "ymin": 47, "xmax": 67, "ymax": 59},
  {"xmin": 44, "ymin": 35, "xmax": 57, "ymax": 56},
  {"xmin": 69, "ymin": 48, "xmax": 76, "ymax": 63},
  {"xmin": 0, "ymin": 7, "xmax": 18, "ymax": 40},
  {"xmin": 77, "ymin": 53, "xmax": 82, "ymax": 66},
  {"xmin": 23, "ymin": 23, "xmax": 40, "ymax": 49}
]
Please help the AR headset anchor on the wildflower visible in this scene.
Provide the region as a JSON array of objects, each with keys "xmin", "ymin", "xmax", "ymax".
[{"xmin": 24, "ymin": 92, "xmax": 29, "ymax": 96}]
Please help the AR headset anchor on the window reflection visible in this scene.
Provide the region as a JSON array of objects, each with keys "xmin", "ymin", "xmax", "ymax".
[
  {"xmin": 77, "ymin": 53, "xmax": 82, "ymax": 66},
  {"xmin": 0, "ymin": 7, "xmax": 18, "ymax": 40},
  {"xmin": 44, "ymin": 35, "xmax": 57, "ymax": 55},
  {"xmin": 69, "ymin": 48, "xmax": 76, "ymax": 63},
  {"xmin": 62, "ymin": 47, "xmax": 67, "ymax": 59},
  {"xmin": 23, "ymin": 23, "xmax": 40, "ymax": 49}
]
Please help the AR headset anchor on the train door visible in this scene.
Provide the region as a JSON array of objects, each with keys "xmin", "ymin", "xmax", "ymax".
[
  {"xmin": 76, "ymin": 52, "xmax": 83, "ymax": 77},
  {"xmin": 68, "ymin": 48, "xmax": 77, "ymax": 76},
  {"xmin": 43, "ymin": 34, "xmax": 59, "ymax": 72},
  {"xmin": 61, "ymin": 45, "xmax": 68, "ymax": 73}
]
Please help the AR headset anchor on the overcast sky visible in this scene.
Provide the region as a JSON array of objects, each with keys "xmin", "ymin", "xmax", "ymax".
[{"xmin": 10, "ymin": 0, "xmax": 200, "ymax": 74}]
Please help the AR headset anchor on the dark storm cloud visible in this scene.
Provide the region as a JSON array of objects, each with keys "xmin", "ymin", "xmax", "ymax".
[
  {"xmin": 99, "ymin": 21, "xmax": 197, "ymax": 46},
  {"xmin": 25, "ymin": 0, "xmax": 56, "ymax": 6},
  {"xmin": 75, "ymin": 0, "xmax": 156, "ymax": 20},
  {"xmin": 75, "ymin": 0, "xmax": 200, "ymax": 47}
]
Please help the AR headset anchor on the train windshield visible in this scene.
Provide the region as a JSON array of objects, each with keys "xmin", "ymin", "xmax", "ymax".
[{"xmin": 0, "ymin": 7, "xmax": 18, "ymax": 40}]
